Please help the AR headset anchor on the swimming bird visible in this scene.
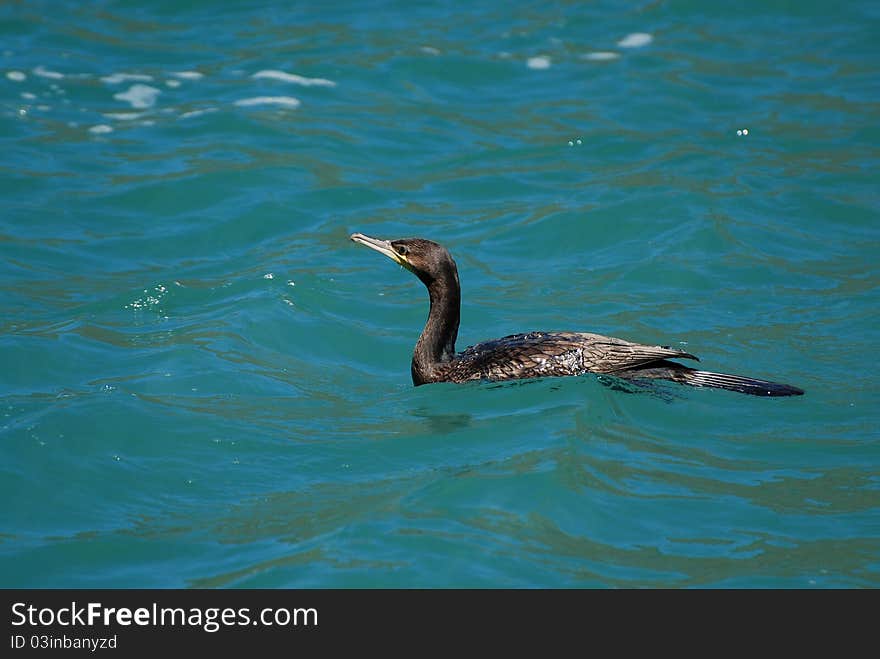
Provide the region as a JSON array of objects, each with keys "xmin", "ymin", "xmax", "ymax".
[{"xmin": 349, "ymin": 233, "xmax": 804, "ymax": 397}]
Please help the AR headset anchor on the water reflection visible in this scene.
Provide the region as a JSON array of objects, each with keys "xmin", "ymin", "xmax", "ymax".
[{"xmin": 408, "ymin": 407, "xmax": 473, "ymax": 434}]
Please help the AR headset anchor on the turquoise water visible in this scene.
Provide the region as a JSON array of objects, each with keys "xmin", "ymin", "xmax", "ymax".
[{"xmin": 2, "ymin": 0, "xmax": 878, "ymax": 588}]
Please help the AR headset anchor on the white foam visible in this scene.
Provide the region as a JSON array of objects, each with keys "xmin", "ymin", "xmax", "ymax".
[
  {"xmin": 582, "ymin": 51, "xmax": 620, "ymax": 61},
  {"xmin": 165, "ymin": 79, "xmax": 181, "ymax": 88},
  {"xmin": 6, "ymin": 70, "xmax": 26, "ymax": 82},
  {"xmin": 526, "ymin": 56, "xmax": 552, "ymax": 70},
  {"xmin": 33, "ymin": 65, "xmax": 64, "ymax": 79},
  {"xmin": 113, "ymin": 84, "xmax": 160, "ymax": 109},
  {"xmin": 21, "ymin": 92, "xmax": 36, "ymax": 99},
  {"xmin": 234, "ymin": 96, "xmax": 301, "ymax": 109},
  {"xmin": 101, "ymin": 72, "xmax": 153, "ymax": 84},
  {"xmin": 252, "ymin": 69, "xmax": 336, "ymax": 87},
  {"xmin": 88, "ymin": 124, "xmax": 113, "ymax": 134},
  {"xmin": 103, "ymin": 112, "xmax": 142, "ymax": 120},
  {"xmin": 170, "ymin": 70, "xmax": 204, "ymax": 80},
  {"xmin": 420, "ymin": 46, "xmax": 440, "ymax": 55},
  {"xmin": 179, "ymin": 107, "xmax": 218, "ymax": 119},
  {"xmin": 617, "ymin": 32, "xmax": 653, "ymax": 48}
]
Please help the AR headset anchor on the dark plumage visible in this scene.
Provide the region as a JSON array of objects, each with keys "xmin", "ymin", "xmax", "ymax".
[{"xmin": 349, "ymin": 233, "xmax": 804, "ymax": 397}]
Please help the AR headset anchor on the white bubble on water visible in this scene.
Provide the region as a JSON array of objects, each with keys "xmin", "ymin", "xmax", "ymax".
[
  {"xmin": 527, "ymin": 56, "xmax": 552, "ymax": 70},
  {"xmin": 101, "ymin": 72, "xmax": 153, "ymax": 84},
  {"xmin": 617, "ymin": 32, "xmax": 653, "ymax": 48},
  {"xmin": 33, "ymin": 65, "xmax": 64, "ymax": 79},
  {"xmin": 252, "ymin": 69, "xmax": 336, "ymax": 87},
  {"xmin": 581, "ymin": 51, "xmax": 620, "ymax": 61},
  {"xmin": 234, "ymin": 96, "xmax": 301, "ymax": 109},
  {"xmin": 170, "ymin": 70, "xmax": 204, "ymax": 80},
  {"xmin": 113, "ymin": 84, "xmax": 160, "ymax": 109},
  {"xmin": 103, "ymin": 112, "xmax": 142, "ymax": 121},
  {"xmin": 179, "ymin": 107, "xmax": 218, "ymax": 120}
]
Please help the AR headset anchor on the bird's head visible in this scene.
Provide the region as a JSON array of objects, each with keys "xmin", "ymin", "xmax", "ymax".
[{"xmin": 350, "ymin": 233, "xmax": 458, "ymax": 288}]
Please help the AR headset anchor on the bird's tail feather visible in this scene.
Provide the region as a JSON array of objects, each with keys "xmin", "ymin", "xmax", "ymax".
[
  {"xmin": 619, "ymin": 362, "xmax": 804, "ymax": 397},
  {"xmin": 676, "ymin": 369, "xmax": 804, "ymax": 397}
]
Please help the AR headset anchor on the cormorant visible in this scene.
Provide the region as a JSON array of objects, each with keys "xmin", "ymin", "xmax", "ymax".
[{"xmin": 350, "ymin": 233, "xmax": 804, "ymax": 397}]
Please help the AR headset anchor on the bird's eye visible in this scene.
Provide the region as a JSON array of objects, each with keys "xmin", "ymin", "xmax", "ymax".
[{"xmin": 395, "ymin": 244, "xmax": 409, "ymax": 256}]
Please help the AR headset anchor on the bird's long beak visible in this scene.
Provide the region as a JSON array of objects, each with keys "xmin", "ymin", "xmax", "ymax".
[{"xmin": 350, "ymin": 232, "xmax": 409, "ymax": 268}]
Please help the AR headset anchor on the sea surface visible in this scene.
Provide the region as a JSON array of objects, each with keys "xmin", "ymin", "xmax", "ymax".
[{"xmin": 2, "ymin": 0, "xmax": 878, "ymax": 588}]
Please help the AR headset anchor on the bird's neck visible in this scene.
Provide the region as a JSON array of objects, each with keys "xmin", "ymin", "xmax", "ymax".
[{"xmin": 412, "ymin": 267, "xmax": 460, "ymax": 385}]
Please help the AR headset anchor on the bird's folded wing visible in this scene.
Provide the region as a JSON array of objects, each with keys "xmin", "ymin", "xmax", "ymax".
[
  {"xmin": 571, "ymin": 332, "xmax": 699, "ymax": 373},
  {"xmin": 454, "ymin": 331, "xmax": 698, "ymax": 379}
]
